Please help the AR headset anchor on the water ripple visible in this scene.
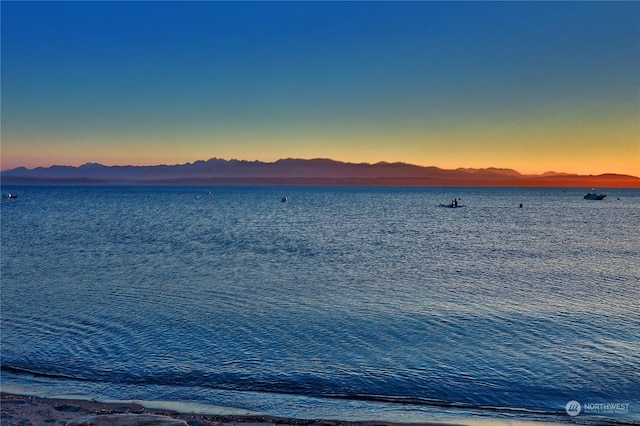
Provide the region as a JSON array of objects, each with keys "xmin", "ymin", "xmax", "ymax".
[{"xmin": 2, "ymin": 186, "xmax": 639, "ymax": 423}]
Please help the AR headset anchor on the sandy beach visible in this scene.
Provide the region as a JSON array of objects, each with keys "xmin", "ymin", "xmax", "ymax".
[
  {"xmin": 0, "ymin": 393, "xmax": 336, "ymax": 426},
  {"xmin": 1, "ymin": 392, "xmax": 584, "ymax": 426},
  {"xmin": 1, "ymin": 393, "xmax": 468, "ymax": 426}
]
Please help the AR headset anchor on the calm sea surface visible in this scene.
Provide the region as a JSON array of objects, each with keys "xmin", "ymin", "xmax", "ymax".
[{"xmin": 1, "ymin": 185, "xmax": 639, "ymax": 424}]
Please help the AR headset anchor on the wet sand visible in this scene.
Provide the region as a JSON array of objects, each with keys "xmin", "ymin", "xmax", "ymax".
[{"xmin": 0, "ymin": 393, "xmax": 461, "ymax": 426}]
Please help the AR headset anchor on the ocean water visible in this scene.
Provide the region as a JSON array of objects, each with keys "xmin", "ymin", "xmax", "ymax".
[{"xmin": 1, "ymin": 185, "xmax": 639, "ymax": 424}]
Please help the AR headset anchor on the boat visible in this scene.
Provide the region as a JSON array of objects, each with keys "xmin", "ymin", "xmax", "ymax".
[
  {"xmin": 440, "ymin": 198, "xmax": 464, "ymax": 208},
  {"xmin": 281, "ymin": 196, "xmax": 288, "ymax": 203},
  {"xmin": 584, "ymin": 190, "xmax": 606, "ymax": 200},
  {"xmin": 3, "ymin": 194, "xmax": 17, "ymax": 199}
]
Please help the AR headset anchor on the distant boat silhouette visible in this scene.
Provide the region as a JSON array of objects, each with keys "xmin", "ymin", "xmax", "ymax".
[
  {"xmin": 281, "ymin": 196, "xmax": 288, "ymax": 203},
  {"xmin": 584, "ymin": 189, "xmax": 606, "ymax": 200},
  {"xmin": 440, "ymin": 198, "xmax": 464, "ymax": 208}
]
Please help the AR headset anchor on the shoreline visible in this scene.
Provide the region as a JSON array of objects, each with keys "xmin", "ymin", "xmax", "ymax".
[
  {"xmin": 0, "ymin": 392, "xmax": 583, "ymax": 426},
  {"xmin": 0, "ymin": 393, "xmax": 465, "ymax": 426},
  {"xmin": 1, "ymin": 392, "xmax": 580, "ymax": 426}
]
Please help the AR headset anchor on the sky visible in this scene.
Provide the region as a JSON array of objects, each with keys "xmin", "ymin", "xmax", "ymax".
[{"xmin": 1, "ymin": 1, "xmax": 639, "ymax": 176}]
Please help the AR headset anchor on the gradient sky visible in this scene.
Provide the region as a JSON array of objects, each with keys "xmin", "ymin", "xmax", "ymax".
[{"xmin": 2, "ymin": 1, "xmax": 639, "ymax": 176}]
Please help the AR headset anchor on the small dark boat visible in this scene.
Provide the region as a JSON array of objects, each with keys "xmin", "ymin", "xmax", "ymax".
[
  {"xmin": 584, "ymin": 191, "xmax": 606, "ymax": 200},
  {"xmin": 281, "ymin": 196, "xmax": 288, "ymax": 203},
  {"xmin": 3, "ymin": 194, "xmax": 18, "ymax": 199},
  {"xmin": 440, "ymin": 198, "xmax": 464, "ymax": 208}
]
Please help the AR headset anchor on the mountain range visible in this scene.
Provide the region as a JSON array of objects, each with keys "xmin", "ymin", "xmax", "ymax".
[{"xmin": 2, "ymin": 158, "xmax": 638, "ymax": 187}]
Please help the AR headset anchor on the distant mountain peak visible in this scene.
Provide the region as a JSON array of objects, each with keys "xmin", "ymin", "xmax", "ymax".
[
  {"xmin": 456, "ymin": 167, "xmax": 522, "ymax": 177},
  {"xmin": 1, "ymin": 158, "xmax": 638, "ymax": 187},
  {"xmin": 541, "ymin": 171, "xmax": 572, "ymax": 177}
]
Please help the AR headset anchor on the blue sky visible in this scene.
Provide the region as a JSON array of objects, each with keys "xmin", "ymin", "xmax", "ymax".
[{"xmin": 2, "ymin": 1, "xmax": 639, "ymax": 175}]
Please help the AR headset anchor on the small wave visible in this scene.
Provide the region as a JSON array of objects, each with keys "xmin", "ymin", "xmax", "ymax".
[
  {"xmin": 5, "ymin": 364, "xmax": 638, "ymax": 425},
  {"xmin": 328, "ymin": 393, "xmax": 556, "ymax": 416},
  {"xmin": 0, "ymin": 364, "xmax": 91, "ymax": 382}
]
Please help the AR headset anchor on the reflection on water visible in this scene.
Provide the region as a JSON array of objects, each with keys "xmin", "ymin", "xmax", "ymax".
[{"xmin": 1, "ymin": 185, "xmax": 639, "ymax": 423}]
